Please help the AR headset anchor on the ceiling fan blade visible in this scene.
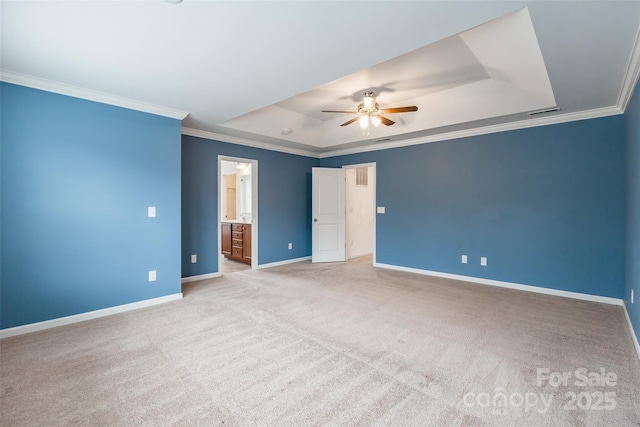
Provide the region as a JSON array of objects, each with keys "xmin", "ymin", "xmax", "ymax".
[
  {"xmin": 379, "ymin": 106, "xmax": 419, "ymax": 114},
  {"xmin": 322, "ymin": 110, "xmax": 357, "ymax": 114},
  {"xmin": 378, "ymin": 115, "xmax": 395, "ymax": 126},
  {"xmin": 340, "ymin": 117, "xmax": 360, "ymax": 127}
]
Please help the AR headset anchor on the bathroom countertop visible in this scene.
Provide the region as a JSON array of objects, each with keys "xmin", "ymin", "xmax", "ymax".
[{"xmin": 222, "ymin": 220, "xmax": 252, "ymax": 224}]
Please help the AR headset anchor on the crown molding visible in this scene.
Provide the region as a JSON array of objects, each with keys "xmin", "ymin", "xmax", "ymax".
[
  {"xmin": 181, "ymin": 127, "xmax": 320, "ymax": 158},
  {"xmin": 4, "ymin": 70, "xmax": 629, "ymax": 160},
  {"xmin": 618, "ymin": 26, "xmax": 640, "ymax": 112},
  {"xmin": 318, "ymin": 106, "xmax": 623, "ymax": 158},
  {"xmin": 184, "ymin": 104, "xmax": 623, "ymax": 160},
  {"xmin": 0, "ymin": 70, "xmax": 189, "ymax": 120}
]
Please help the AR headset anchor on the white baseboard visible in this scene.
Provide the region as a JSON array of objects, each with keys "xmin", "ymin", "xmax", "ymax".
[
  {"xmin": 0, "ymin": 293, "xmax": 183, "ymax": 339},
  {"xmin": 373, "ymin": 262, "xmax": 624, "ymax": 306},
  {"xmin": 374, "ymin": 262, "xmax": 640, "ymax": 358},
  {"xmin": 181, "ymin": 272, "xmax": 222, "ymax": 283},
  {"xmin": 257, "ymin": 256, "xmax": 312, "ymax": 269},
  {"xmin": 623, "ymin": 303, "xmax": 640, "ymax": 362}
]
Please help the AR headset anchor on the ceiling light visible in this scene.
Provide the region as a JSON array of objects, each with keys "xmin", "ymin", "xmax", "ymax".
[
  {"xmin": 359, "ymin": 116, "xmax": 369, "ymax": 130},
  {"xmin": 322, "ymin": 91, "xmax": 417, "ymax": 136},
  {"xmin": 281, "ymin": 127, "xmax": 293, "ymax": 135},
  {"xmin": 164, "ymin": 0, "xmax": 183, "ymax": 4},
  {"xmin": 356, "ymin": 91, "xmax": 383, "ymax": 136},
  {"xmin": 363, "ymin": 92, "xmax": 376, "ymax": 110}
]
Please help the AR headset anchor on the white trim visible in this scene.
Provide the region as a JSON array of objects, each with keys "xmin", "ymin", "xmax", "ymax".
[
  {"xmin": 183, "ymin": 127, "xmax": 319, "ymax": 158},
  {"xmin": 341, "ymin": 162, "xmax": 378, "ymax": 169},
  {"xmin": 183, "ymin": 105, "xmax": 623, "ymax": 160},
  {"xmin": 252, "ymin": 161, "xmax": 258, "ymax": 269},
  {"xmin": 1, "ymin": 70, "xmax": 189, "ymax": 120},
  {"xmin": 181, "ymin": 272, "xmax": 222, "ymax": 283},
  {"xmin": 12, "ymin": 70, "xmax": 619, "ymax": 161},
  {"xmin": 257, "ymin": 256, "xmax": 311, "ymax": 269},
  {"xmin": 319, "ymin": 106, "xmax": 622, "ymax": 158},
  {"xmin": 373, "ymin": 262, "xmax": 624, "ymax": 306},
  {"xmin": 3, "ymin": 69, "xmax": 633, "ymax": 160},
  {"xmin": 0, "ymin": 293, "xmax": 183, "ymax": 339},
  {"xmin": 618, "ymin": 26, "xmax": 640, "ymax": 112},
  {"xmin": 623, "ymin": 304, "xmax": 640, "ymax": 362}
]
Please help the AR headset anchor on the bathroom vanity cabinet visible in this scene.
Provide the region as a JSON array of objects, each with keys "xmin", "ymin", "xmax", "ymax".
[{"xmin": 221, "ymin": 222, "xmax": 251, "ymax": 265}]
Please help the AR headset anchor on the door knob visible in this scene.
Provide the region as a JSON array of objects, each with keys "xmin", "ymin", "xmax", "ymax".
[{"xmin": 314, "ymin": 218, "xmax": 318, "ymax": 222}]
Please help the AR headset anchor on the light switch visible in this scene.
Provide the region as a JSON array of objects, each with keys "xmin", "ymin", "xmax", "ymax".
[
  {"xmin": 148, "ymin": 206, "xmax": 156, "ymax": 218},
  {"xmin": 376, "ymin": 207, "xmax": 386, "ymax": 214}
]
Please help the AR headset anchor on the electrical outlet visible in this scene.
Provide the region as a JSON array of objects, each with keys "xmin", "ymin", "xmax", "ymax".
[
  {"xmin": 480, "ymin": 257, "xmax": 487, "ymax": 266},
  {"xmin": 461, "ymin": 255, "xmax": 468, "ymax": 264},
  {"xmin": 632, "ymin": 289, "xmax": 634, "ymax": 304},
  {"xmin": 288, "ymin": 243, "xmax": 292, "ymax": 250},
  {"xmin": 148, "ymin": 270, "xmax": 156, "ymax": 281},
  {"xmin": 191, "ymin": 254, "xmax": 197, "ymax": 263}
]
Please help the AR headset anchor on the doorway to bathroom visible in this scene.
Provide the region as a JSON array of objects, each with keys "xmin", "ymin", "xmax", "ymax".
[{"xmin": 219, "ymin": 156, "xmax": 258, "ymax": 272}]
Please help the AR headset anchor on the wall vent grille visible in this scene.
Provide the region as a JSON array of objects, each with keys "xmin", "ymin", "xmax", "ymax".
[
  {"xmin": 356, "ymin": 167, "xmax": 368, "ymax": 186},
  {"xmin": 528, "ymin": 107, "xmax": 560, "ymax": 117}
]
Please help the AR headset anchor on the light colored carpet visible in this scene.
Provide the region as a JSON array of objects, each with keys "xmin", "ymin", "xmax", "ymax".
[
  {"xmin": 1, "ymin": 256, "xmax": 639, "ymax": 426},
  {"xmin": 221, "ymin": 257, "xmax": 251, "ymax": 274}
]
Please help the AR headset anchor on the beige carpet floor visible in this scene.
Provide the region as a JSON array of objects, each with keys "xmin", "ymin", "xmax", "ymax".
[
  {"xmin": 221, "ymin": 257, "xmax": 251, "ymax": 274},
  {"xmin": 1, "ymin": 256, "xmax": 639, "ymax": 426}
]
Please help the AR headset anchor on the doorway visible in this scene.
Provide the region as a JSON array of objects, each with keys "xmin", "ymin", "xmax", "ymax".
[
  {"xmin": 219, "ymin": 156, "xmax": 258, "ymax": 271},
  {"xmin": 344, "ymin": 163, "xmax": 376, "ymax": 263}
]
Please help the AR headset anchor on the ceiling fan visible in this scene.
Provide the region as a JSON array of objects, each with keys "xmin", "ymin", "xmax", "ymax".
[{"xmin": 322, "ymin": 91, "xmax": 418, "ymax": 135}]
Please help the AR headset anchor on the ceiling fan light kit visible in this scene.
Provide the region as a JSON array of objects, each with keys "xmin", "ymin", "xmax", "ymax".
[{"xmin": 322, "ymin": 91, "xmax": 418, "ymax": 136}]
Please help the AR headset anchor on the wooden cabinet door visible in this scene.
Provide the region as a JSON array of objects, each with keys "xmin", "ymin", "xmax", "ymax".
[
  {"xmin": 243, "ymin": 224, "xmax": 252, "ymax": 263},
  {"xmin": 221, "ymin": 223, "xmax": 232, "ymax": 255}
]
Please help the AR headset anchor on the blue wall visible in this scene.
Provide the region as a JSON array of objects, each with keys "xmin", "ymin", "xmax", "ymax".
[
  {"xmin": 625, "ymin": 81, "xmax": 640, "ymax": 345},
  {"xmin": 322, "ymin": 117, "xmax": 626, "ymax": 298},
  {"xmin": 1, "ymin": 83, "xmax": 182, "ymax": 329},
  {"xmin": 181, "ymin": 135, "xmax": 318, "ymax": 277},
  {"xmin": 1, "ymin": 80, "xmax": 633, "ymax": 337}
]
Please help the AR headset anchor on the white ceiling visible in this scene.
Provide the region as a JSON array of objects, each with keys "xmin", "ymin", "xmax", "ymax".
[{"xmin": 2, "ymin": 1, "xmax": 639, "ymax": 158}]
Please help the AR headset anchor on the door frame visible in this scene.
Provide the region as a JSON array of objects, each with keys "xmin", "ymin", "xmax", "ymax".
[
  {"xmin": 218, "ymin": 155, "xmax": 258, "ymax": 270},
  {"xmin": 342, "ymin": 162, "xmax": 377, "ymax": 264}
]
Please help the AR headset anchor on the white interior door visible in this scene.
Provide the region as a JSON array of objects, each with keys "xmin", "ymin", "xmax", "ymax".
[{"xmin": 312, "ymin": 167, "xmax": 346, "ymax": 263}]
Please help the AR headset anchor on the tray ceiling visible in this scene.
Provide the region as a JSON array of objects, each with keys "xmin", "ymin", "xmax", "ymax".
[{"xmin": 1, "ymin": 1, "xmax": 639, "ymax": 157}]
